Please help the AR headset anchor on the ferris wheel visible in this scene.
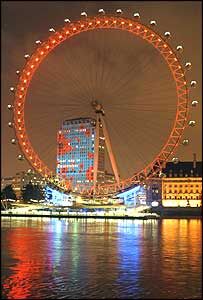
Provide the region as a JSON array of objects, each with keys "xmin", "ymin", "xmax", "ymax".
[{"xmin": 7, "ymin": 9, "xmax": 198, "ymax": 196}]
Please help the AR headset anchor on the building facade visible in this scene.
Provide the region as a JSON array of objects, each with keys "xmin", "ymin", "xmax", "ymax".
[
  {"xmin": 56, "ymin": 118, "xmax": 105, "ymax": 189},
  {"xmin": 161, "ymin": 161, "xmax": 202, "ymax": 207}
]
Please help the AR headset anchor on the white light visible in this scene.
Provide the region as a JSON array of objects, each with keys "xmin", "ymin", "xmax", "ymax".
[
  {"xmin": 185, "ymin": 62, "xmax": 192, "ymax": 70},
  {"xmin": 8, "ymin": 122, "xmax": 13, "ymax": 127},
  {"xmin": 116, "ymin": 9, "xmax": 123, "ymax": 14},
  {"xmin": 11, "ymin": 138, "xmax": 16, "ymax": 144},
  {"xmin": 151, "ymin": 201, "xmax": 159, "ymax": 207},
  {"xmin": 98, "ymin": 8, "xmax": 105, "ymax": 14},
  {"xmin": 24, "ymin": 54, "xmax": 30, "ymax": 59},
  {"xmin": 16, "ymin": 70, "xmax": 20, "ymax": 75},
  {"xmin": 35, "ymin": 40, "xmax": 42, "ymax": 44},
  {"xmin": 7, "ymin": 104, "xmax": 12, "ymax": 110},
  {"xmin": 182, "ymin": 139, "xmax": 189, "ymax": 145},
  {"xmin": 172, "ymin": 157, "xmax": 179, "ymax": 164},
  {"xmin": 49, "ymin": 28, "xmax": 55, "ymax": 32},
  {"xmin": 10, "ymin": 87, "xmax": 15, "ymax": 92},
  {"xmin": 133, "ymin": 12, "xmax": 140, "ymax": 18},
  {"xmin": 164, "ymin": 31, "xmax": 171, "ymax": 38},
  {"xmin": 191, "ymin": 100, "xmax": 198, "ymax": 107},
  {"xmin": 150, "ymin": 20, "xmax": 156, "ymax": 26},
  {"xmin": 188, "ymin": 120, "xmax": 196, "ymax": 127},
  {"xmin": 64, "ymin": 18, "xmax": 71, "ymax": 23},
  {"xmin": 81, "ymin": 12, "xmax": 87, "ymax": 17},
  {"xmin": 176, "ymin": 45, "xmax": 183, "ymax": 52},
  {"xmin": 190, "ymin": 80, "xmax": 197, "ymax": 88}
]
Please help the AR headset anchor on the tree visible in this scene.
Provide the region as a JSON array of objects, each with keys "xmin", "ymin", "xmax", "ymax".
[
  {"xmin": 1, "ymin": 185, "xmax": 17, "ymax": 200},
  {"xmin": 22, "ymin": 183, "xmax": 44, "ymax": 202}
]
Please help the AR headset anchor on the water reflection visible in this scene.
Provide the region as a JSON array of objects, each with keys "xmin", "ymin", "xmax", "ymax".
[{"xmin": 1, "ymin": 217, "xmax": 202, "ymax": 299}]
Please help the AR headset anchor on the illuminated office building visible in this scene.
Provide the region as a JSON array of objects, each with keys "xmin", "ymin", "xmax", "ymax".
[{"xmin": 56, "ymin": 118, "xmax": 105, "ymax": 189}]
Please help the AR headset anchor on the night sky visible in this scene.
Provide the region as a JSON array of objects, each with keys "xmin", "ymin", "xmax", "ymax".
[{"xmin": 1, "ymin": 1, "xmax": 202, "ymax": 179}]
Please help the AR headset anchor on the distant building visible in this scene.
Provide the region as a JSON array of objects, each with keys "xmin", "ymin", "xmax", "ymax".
[
  {"xmin": 56, "ymin": 118, "xmax": 105, "ymax": 190},
  {"xmin": 161, "ymin": 159, "xmax": 202, "ymax": 207},
  {"xmin": 145, "ymin": 156, "xmax": 202, "ymax": 207},
  {"xmin": 1, "ymin": 171, "xmax": 44, "ymax": 199}
]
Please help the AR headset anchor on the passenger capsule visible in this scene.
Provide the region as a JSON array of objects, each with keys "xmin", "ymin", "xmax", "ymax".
[
  {"xmin": 133, "ymin": 12, "xmax": 140, "ymax": 18},
  {"xmin": 190, "ymin": 80, "xmax": 197, "ymax": 88},
  {"xmin": 172, "ymin": 157, "xmax": 179, "ymax": 164},
  {"xmin": 35, "ymin": 40, "xmax": 42, "ymax": 45},
  {"xmin": 176, "ymin": 45, "xmax": 183, "ymax": 53},
  {"xmin": 164, "ymin": 31, "xmax": 171, "ymax": 38},
  {"xmin": 11, "ymin": 138, "xmax": 16, "ymax": 144},
  {"xmin": 64, "ymin": 18, "xmax": 71, "ymax": 23},
  {"xmin": 191, "ymin": 100, "xmax": 198, "ymax": 107},
  {"xmin": 98, "ymin": 8, "xmax": 105, "ymax": 14},
  {"xmin": 16, "ymin": 70, "xmax": 20, "ymax": 75},
  {"xmin": 24, "ymin": 54, "xmax": 30, "ymax": 59},
  {"xmin": 7, "ymin": 104, "xmax": 12, "ymax": 110},
  {"xmin": 185, "ymin": 62, "xmax": 192, "ymax": 70},
  {"xmin": 116, "ymin": 9, "xmax": 123, "ymax": 14},
  {"xmin": 189, "ymin": 120, "xmax": 196, "ymax": 127},
  {"xmin": 81, "ymin": 12, "xmax": 87, "ymax": 17},
  {"xmin": 182, "ymin": 139, "xmax": 189, "ymax": 145},
  {"xmin": 10, "ymin": 87, "xmax": 15, "ymax": 92},
  {"xmin": 49, "ymin": 28, "xmax": 55, "ymax": 32},
  {"xmin": 150, "ymin": 20, "xmax": 157, "ymax": 26},
  {"xmin": 17, "ymin": 154, "xmax": 24, "ymax": 160},
  {"xmin": 8, "ymin": 122, "xmax": 13, "ymax": 127}
]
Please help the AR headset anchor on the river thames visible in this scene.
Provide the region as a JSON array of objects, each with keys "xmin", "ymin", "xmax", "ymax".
[{"xmin": 1, "ymin": 217, "xmax": 202, "ymax": 299}]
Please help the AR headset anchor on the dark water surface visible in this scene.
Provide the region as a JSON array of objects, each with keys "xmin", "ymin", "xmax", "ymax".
[{"xmin": 1, "ymin": 217, "xmax": 202, "ymax": 299}]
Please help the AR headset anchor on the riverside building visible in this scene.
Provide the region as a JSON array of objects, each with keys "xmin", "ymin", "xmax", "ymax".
[{"xmin": 56, "ymin": 118, "xmax": 105, "ymax": 190}]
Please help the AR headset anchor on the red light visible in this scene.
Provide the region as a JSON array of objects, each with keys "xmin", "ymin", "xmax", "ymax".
[
  {"xmin": 137, "ymin": 26, "xmax": 140, "ymax": 29},
  {"xmin": 35, "ymin": 57, "xmax": 39, "ymax": 61},
  {"xmin": 59, "ymin": 35, "xmax": 63, "ymax": 38},
  {"xmin": 129, "ymin": 23, "xmax": 132, "ymax": 26},
  {"xmin": 18, "ymin": 103, "xmax": 21, "ymax": 106},
  {"xmin": 27, "ymin": 72, "xmax": 30, "ymax": 76},
  {"xmin": 23, "ymin": 142, "xmax": 26, "ymax": 145},
  {"xmin": 19, "ymin": 95, "xmax": 23, "ymax": 99},
  {"xmin": 66, "ymin": 30, "xmax": 69, "ymax": 34},
  {"xmin": 20, "ymin": 134, "xmax": 23, "ymax": 138},
  {"xmin": 18, "ymin": 111, "xmax": 21, "ymax": 114},
  {"xmin": 40, "ymin": 51, "xmax": 44, "ymax": 55},
  {"xmin": 73, "ymin": 27, "xmax": 76, "ymax": 31},
  {"xmin": 21, "ymin": 87, "xmax": 24, "ymax": 91},
  {"xmin": 52, "ymin": 40, "xmax": 56, "ymax": 44},
  {"xmin": 31, "ymin": 65, "xmax": 34, "ymax": 68},
  {"xmin": 23, "ymin": 79, "xmax": 27, "ymax": 83}
]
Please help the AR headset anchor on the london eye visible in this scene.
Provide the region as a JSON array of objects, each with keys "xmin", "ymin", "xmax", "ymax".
[{"xmin": 8, "ymin": 9, "xmax": 198, "ymax": 196}]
